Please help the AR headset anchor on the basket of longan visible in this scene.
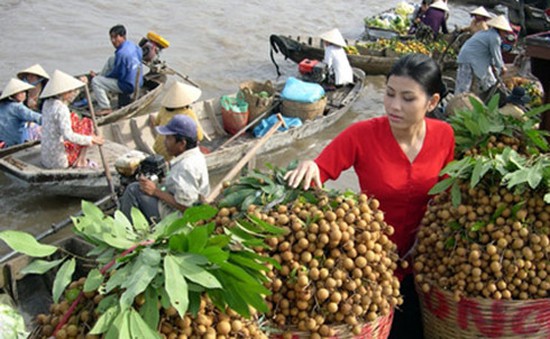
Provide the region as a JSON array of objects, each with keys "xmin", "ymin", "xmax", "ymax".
[{"xmin": 413, "ymin": 186, "xmax": 550, "ymax": 338}]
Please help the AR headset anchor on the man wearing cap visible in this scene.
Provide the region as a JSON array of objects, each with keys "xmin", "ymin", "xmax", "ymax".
[
  {"xmin": 320, "ymin": 28, "xmax": 353, "ymax": 86},
  {"xmin": 150, "ymin": 81, "xmax": 204, "ymax": 161},
  {"xmin": 91, "ymin": 24, "xmax": 143, "ymax": 116},
  {"xmin": 455, "ymin": 15, "xmax": 514, "ymax": 95},
  {"xmin": 0, "ymin": 78, "xmax": 42, "ymax": 147},
  {"xmin": 120, "ymin": 115, "xmax": 210, "ymax": 224},
  {"xmin": 419, "ymin": 0, "xmax": 449, "ymax": 39}
]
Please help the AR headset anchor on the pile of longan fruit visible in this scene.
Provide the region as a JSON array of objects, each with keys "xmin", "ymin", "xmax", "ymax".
[{"xmin": 414, "ymin": 181, "xmax": 549, "ymax": 301}]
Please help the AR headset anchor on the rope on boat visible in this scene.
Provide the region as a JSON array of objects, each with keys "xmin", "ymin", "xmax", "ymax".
[{"xmin": 269, "ymin": 34, "xmax": 302, "ymax": 77}]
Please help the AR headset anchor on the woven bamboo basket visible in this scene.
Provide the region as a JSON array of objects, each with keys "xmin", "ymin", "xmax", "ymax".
[
  {"xmin": 281, "ymin": 96, "xmax": 327, "ymax": 121},
  {"xmin": 268, "ymin": 310, "xmax": 394, "ymax": 339},
  {"xmin": 416, "ymin": 282, "xmax": 550, "ymax": 338},
  {"xmin": 239, "ymin": 80, "xmax": 276, "ymax": 122}
]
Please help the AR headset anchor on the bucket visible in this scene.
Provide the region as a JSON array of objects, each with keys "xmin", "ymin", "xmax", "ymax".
[{"xmin": 220, "ymin": 95, "xmax": 249, "ymax": 135}]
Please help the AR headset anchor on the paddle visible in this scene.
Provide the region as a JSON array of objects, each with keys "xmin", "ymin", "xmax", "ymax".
[
  {"xmin": 84, "ymin": 84, "xmax": 119, "ymax": 207},
  {"xmin": 216, "ymin": 102, "xmax": 278, "ymax": 150},
  {"xmin": 161, "ymin": 64, "xmax": 201, "ymax": 88},
  {"xmin": 204, "ymin": 114, "xmax": 286, "ymax": 204}
]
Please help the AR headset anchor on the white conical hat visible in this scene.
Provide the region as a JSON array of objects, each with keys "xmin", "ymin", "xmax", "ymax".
[
  {"xmin": 17, "ymin": 64, "xmax": 50, "ymax": 80},
  {"xmin": 487, "ymin": 15, "xmax": 513, "ymax": 32},
  {"xmin": 470, "ymin": 6, "xmax": 492, "ymax": 19},
  {"xmin": 40, "ymin": 70, "xmax": 85, "ymax": 99},
  {"xmin": 320, "ymin": 28, "xmax": 347, "ymax": 47},
  {"xmin": 429, "ymin": 1, "xmax": 449, "ymax": 12},
  {"xmin": 161, "ymin": 81, "xmax": 202, "ymax": 108},
  {"xmin": 0, "ymin": 78, "xmax": 34, "ymax": 100}
]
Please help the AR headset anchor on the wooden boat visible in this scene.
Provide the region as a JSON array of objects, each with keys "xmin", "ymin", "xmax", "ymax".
[
  {"xmin": 271, "ymin": 34, "xmax": 398, "ymax": 76},
  {"xmin": 98, "ymin": 68, "xmax": 365, "ymax": 173},
  {"xmin": 0, "ymin": 140, "xmax": 131, "ymax": 199},
  {"xmin": 505, "ymin": 1, "xmax": 550, "ymax": 34}
]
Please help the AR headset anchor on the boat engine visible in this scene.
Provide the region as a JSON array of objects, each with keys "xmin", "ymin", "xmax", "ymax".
[
  {"xmin": 139, "ymin": 31, "xmax": 170, "ymax": 63},
  {"xmin": 298, "ymin": 58, "xmax": 328, "ymax": 84},
  {"xmin": 115, "ymin": 152, "xmax": 168, "ymax": 190},
  {"xmin": 136, "ymin": 154, "xmax": 168, "ymax": 184}
]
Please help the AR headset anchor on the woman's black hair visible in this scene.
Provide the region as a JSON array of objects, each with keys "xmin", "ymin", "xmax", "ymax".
[
  {"xmin": 174, "ymin": 134, "xmax": 197, "ymax": 149},
  {"xmin": 386, "ymin": 53, "xmax": 446, "ymax": 97}
]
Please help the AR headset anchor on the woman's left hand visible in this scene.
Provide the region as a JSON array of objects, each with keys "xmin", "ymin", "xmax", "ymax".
[{"xmin": 139, "ymin": 176, "xmax": 158, "ymax": 196}]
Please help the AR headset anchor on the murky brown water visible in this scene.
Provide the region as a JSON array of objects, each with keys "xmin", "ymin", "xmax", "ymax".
[{"xmin": 0, "ymin": 0, "xmax": 475, "ymax": 254}]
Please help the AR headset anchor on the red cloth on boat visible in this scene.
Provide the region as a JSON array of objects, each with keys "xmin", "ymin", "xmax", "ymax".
[
  {"xmin": 314, "ymin": 116, "xmax": 455, "ymax": 280},
  {"xmin": 64, "ymin": 113, "xmax": 93, "ymax": 166}
]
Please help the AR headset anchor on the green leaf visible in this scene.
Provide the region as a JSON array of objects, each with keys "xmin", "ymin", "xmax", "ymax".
[
  {"xmin": 168, "ymin": 233, "xmax": 188, "ymax": 252},
  {"xmin": 97, "ymin": 294, "xmax": 118, "ymax": 314},
  {"xmin": 84, "ymin": 269, "xmax": 104, "ymax": 292},
  {"xmin": 246, "ymin": 215, "xmax": 286, "ymax": 235},
  {"xmin": 129, "ymin": 308, "xmax": 161, "ymax": 339},
  {"xmin": 429, "ymin": 177, "xmax": 455, "ymax": 195},
  {"xmin": 20, "ymin": 258, "xmax": 64, "ymax": 275},
  {"xmin": 105, "ymin": 262, "xmax": 132, "ymax": 293},
  {"xmin": 545, "ymin": 192, "xmax": 550, "ymax": 204},
  {"xmin": 178, "ymin": 259, "xmax": 221, "ymax": 289},
  {"xmin": 470, "ymin": 158, "xmax": 492, "ymax": 188},
  {"xmin": 448, "ymin": 221, "xmax": 461, "ymax": 231},
  {"xmin": 52, "ymin": 258, "xmax": 76, "ymax": 303},
  {"xmin": 140, "ymin": 286, "xmax": 160, "ymax": 331},
  {"xmin": 527, "ymin": 161, "xmax": 543, "ymax": 189},
  {"xmin": 230, "ymin": 253, "xmax": 269, "ymax": 272},
  {"xmin": 120, "ymin": 254, "xmax": 159, "ymax": 308},
  {"xmin": 188, "ymin": 291, "xmax": 202, "ymax": 316},
  {"xmin": 164, "ymin": 254, "xmax": 189, "ymax": 318},
  {"xmin": 503, "ymin": 168, "xmax": 530, "ymax": 189},
  {"xmin": 140, "ymin": 248, "xmax": 161, "ymax": 267},
  {"xmin": 511, "ymin": 201, "xmax": 526, "ymax": 218},
  {"xmin": 450, "ymin": 182, "xmax": 462, "ymax": 207},
  {"xmin": 90, "ymin": 304, "xmax": 119, "ymax": 335},
  {"xmin": 81, "ymin": 200, "xmax": 106, "ymax": 220},
  {"xmin": 105, "ymin": 307, "xmax": 130, "ymax": 339},
  {"xmin": 0, "ymin": 230, "xmax": 57, "ymax": 257},
  {"xmin": 445, "ymin": 237, "xmax": 456, "ymax": 249},
  {"xmin": 187, "ymin": 226, "xmax": 208, "ymax": 253},
  {"xmin": 470, "ymin": 221, "xmax": 484, "ymax": 232},
  {"xmin": 199, "ymin": 246, "xmax": 230, "ymax": 264},
  {"xmin": 131, "ymin": 208, "xmax": 150, "ymax": 234}
]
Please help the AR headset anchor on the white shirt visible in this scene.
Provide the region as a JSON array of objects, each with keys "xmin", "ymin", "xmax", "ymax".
[
  {"xmin": 40, "ymin": 99, "xmax": 92, "ymax": 169},
  {"xmin": 323, "ymin": 44, "xmax": 353, "ymax": 86},
  {"xmin": 158, "ymin": 147, "xmax": 210, "ymax": 218}
]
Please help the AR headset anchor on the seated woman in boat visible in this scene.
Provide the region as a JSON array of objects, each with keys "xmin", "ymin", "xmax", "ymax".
[
  {"xmin": 285, "ymin": 53, "xmax": 455, "ymax": 337},
  {"xmin": 319, "ymin": 28, "xmax": 353, "ymax": 87},
  {"xmin": 461, "ymin": 6, "xmax": 492, "ymax": 34},
  {"xmin": 0, "ymin": 78, "xmax": 42, "ymax": 148},
  {"xmin": 121, "ymin": 115, "xmax": 210, "ymax": 224},
  {"xmin": 150, "ymin": 81, "xmax": 204, "ymax": 161},
  {"xmin": 419, "ymin": 0, "xmax": 449, "ymax": 39},
  {"xmin": 39, "ymin": 70, "xmax": 103, "ymax": 169},
  {"xmin": 17, "ymin": 64, "xmax": 50, "ymax": 111}
]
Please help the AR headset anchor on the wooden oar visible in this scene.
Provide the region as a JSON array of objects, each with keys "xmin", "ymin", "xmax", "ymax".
[
  {"xmin": 204, "ymin": 114, "xmax": 286, "ymax": 204},
  {"xmin": 216, "ymin": 102, "xmax": 278, "ymax": 150},
  {"xmin": 161, "ymin": 64, "xmax": 201, "ymax": 88},
  {"xmin": 84, "ymin": 84, "xmax": 119, "ymax": 207}
]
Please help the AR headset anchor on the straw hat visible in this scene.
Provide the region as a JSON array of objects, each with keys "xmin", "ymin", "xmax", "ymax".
[
  {"xmin": 470, "ymin": 6, "xmax": 492, "ymax": 19},
  {"xmin": 40, "ymin": 70, "xmax": 85, "ymax": 99},
  {"xmin": 17, "ymin": 64, "xmax": 50, "ymax": 80},
  {"xmin": 0, "ymin": 78, "xmax": 34, "ymax": 100},
  {"xmin": 429, "ymin": 1, "xmax": 449, "ymax": 12},
  {"xmin": 161, "ymin": 81, "xmax": 202, "ymax": 108},
  {"xmin": 487, "ymin": 15, "xmax": 513, "ymax": 32},
  {"xmin": 320, "ymin": 28, "xmax": 347, "ymax": 47}
]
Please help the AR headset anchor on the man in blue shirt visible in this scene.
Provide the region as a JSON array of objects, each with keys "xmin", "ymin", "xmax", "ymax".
[
  {"xmin": 455, "ymin": 15, "xmax": 513, "ymax": 95},
  {"xmin": 91, "ymin": 25, "xmax": 143, "ymax": 116},
  {"xmin": 0, "ymin": 78, "xmax": 42, "ymax": 147}
]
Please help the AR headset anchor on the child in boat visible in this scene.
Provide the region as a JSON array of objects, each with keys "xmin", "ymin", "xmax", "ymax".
[
  {"xmin": 150, "ymin": 81, "xmax": 204, "ymax": 161},
  {"xmin": 39, "ymin": 70, "xmax": 103, "ymax": 169},
  {"xmin": 320, "ymin": 28, "xmax": 353, "ymax": 87},
  {"xmin": 0, "ymin": 78, "xmax": 42, "ymax": 148}
]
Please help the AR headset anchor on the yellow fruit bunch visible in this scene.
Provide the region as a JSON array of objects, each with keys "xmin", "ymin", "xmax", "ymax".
[
  {"xmin": 391, "ymin": 40, "xmax": 430, "ymax": 55},
  {"xmin": 344, "ymin": 45, "xmax": 360, "ymax": 55}
]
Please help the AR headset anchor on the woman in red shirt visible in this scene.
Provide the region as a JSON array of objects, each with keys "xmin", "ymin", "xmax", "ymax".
[{"xmin": 286, "ymin": 53, "xmax": 455, "ymax": 337}]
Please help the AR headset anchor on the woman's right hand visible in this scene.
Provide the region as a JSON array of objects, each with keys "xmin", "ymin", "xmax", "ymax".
[
  {"xmin": 91, "ymin": 135, "xmax": 104, "ymax": 146},
  {"xmin": 284, "ymin": 160, "xmax": 322, "ymax": 190}
]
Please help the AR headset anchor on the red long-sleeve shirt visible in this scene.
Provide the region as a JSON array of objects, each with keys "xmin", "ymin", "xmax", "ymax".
[{"xmin": 315, "ymin": 116, "xmax": 455, "ymax": 278}]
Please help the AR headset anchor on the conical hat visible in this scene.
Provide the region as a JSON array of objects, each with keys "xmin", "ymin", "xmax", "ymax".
[
  {"xmin": 320, "ymin": 28, "xmax": 347, "ymax": 47},
  {"xmin": 470, "ymin": 6, "xmax": 491, "ymax": 18},
  {"xmin": 429, "ymin": 1, "xmax": 449, "ymax": 12},
  {"xmin": 40, "ymin": 70, "xmax": 85, "ymax": 99},
  {"xmin": 161, "ymin": 81, "xmax": 202, "ymax": 108},
  {"xmin": 0, "ymin": 78, "xmax": 34, "ymax": 100},
  {"xmin": 487, "ymin": 15, "xmax": 513, "ymax": 32},
  {"xmin": 17, "ymin": 64, "xmax": 50, "ymax": 80}
]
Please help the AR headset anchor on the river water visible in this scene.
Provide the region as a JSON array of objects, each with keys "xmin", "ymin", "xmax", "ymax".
[{"xmin": 0, "ymin": 0, "xmax": 475, "ymax": 254}]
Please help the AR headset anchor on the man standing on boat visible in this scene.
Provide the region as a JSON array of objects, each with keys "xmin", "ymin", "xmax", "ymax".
[
  {"xmin": 119, "ymin": 115, "xmax": 210, "ymax": 224},
  {"xmin": 455, "ymin": 15, "xmax": 513, "ymax": 95},
  {"xmin": 90, "ymin": 24, "xmax": 143, "ymax": 116}
]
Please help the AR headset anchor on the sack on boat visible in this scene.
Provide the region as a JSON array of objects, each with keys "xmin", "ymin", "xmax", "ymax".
[
  {"xmin": 253, "ymin": 114, "xmax": 302, "ymax": 138},
  {"xmin": 280, "ymin": 77, "xmax": 325, "ymax": 103},
  {"xmin": 220, "ymin": 94, "xmax": 249, "ymax": 135},
  {"xmin": 239, "ymin": 80, "xmax": 276, "ymax": 123}
]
